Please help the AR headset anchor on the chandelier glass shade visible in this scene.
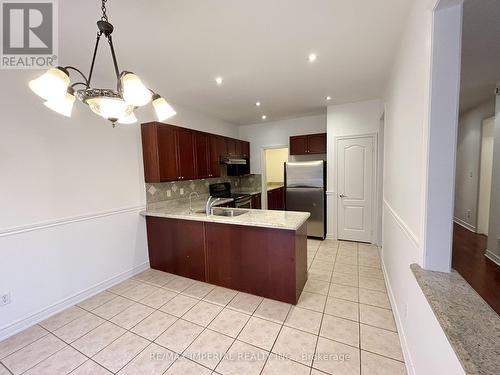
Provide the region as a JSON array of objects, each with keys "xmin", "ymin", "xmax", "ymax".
[
  {"xmin": 29, "ymin": 0, "xmax": 176, "ymax": 126},
  {"xmin": 44, "ymin": 89, "xmax": 76, "ymax": 117}
]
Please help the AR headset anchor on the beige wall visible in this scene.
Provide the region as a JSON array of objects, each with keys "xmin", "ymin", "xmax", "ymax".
[{"xmin": 265, "ymin": 148, "xmax": 288, "ymax": 183}]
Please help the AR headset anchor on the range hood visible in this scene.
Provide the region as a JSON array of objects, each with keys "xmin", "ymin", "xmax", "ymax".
[{"xmin": 222, "ymin": 157, "xmax": 247, "ymax": 165}]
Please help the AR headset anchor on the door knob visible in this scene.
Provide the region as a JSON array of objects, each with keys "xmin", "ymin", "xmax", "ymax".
[{"xmin": 339, "ymin": 194, "xmax": 346, "ymax": 198}]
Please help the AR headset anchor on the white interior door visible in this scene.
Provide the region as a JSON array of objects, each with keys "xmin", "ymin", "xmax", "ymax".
[
  {"xmin": 337, "ymin": 136, "xmax": 374, "ymax": 242},
  {"xmin": 477, "ymin": 117, "xmax": 495, "ymax": 235}
]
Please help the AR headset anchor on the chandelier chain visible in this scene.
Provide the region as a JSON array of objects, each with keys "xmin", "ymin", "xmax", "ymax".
[{"xmin": 101, "ymin": 0, "xmax": 108, "ymax": 22}]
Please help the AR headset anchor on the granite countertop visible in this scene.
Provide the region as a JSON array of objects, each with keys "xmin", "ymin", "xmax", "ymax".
[
  {"xmin": 267, "ymin": 183, "xmax": 284, "ymax": 192},
  {"xmin": 141, "ymin": 195, "xmax": 309, "ymax": 230},
  {"xmin": 411, "ymin": 264, "xmax": 500, "ymax": 375}
]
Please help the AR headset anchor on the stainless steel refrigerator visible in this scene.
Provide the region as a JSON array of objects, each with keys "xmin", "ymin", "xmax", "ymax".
[{"xmin": 285, "ymin": 160, "xmax": 326, "ymax": 239}]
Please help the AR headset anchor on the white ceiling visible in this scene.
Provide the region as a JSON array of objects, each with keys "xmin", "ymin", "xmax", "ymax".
[
  {"xmin": 60, "ymin": 0, "xmax": 413, "ymax": 125},
  {"xmin": 460, "ymin": 0, "xmax": 500, "ymax": 112}
]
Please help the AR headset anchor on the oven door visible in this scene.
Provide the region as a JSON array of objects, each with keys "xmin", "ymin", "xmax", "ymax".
[{"xmin": 235, "ymin": 197, "xmax": 252, "ymax": 209}]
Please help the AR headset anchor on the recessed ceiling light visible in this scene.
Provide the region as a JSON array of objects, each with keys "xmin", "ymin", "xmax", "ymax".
[
  {"xmin": 215, "ymin": 76, "xmax": 223, "ymax": 85},
  {"xmin": 308, "ymin": 53, "xmax": 317, "ymax": 63},
  {"xmin": 326, "ymin": 96, "xmax": 332, "ymax": 101},
  {"xmin": 255, "ymin": 101, "xmax": 261, "ymax": 107},
  {"xmin": 262, "ymin": 115, "xmax": 267, "ymax": 120}
]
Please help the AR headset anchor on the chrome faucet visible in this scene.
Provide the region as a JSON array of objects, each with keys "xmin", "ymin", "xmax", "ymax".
[
  {"xmin": 189, "ymin": 192, "xmax": 199, "ymax": 214},
  {"xmin": 206, "ymin": 196, "xmax": 224, "ymax": 215}
]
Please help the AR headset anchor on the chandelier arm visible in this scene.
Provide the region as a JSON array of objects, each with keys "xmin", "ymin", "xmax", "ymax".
[
  {"xmin": 63, "ymin": 66, "xmax": 90, "ymax": 87},
  {"xmin": 107, "ymin": 35, "xmax": 121, "ymax": 89},
  {"xmin": 70, "ymin": 82, "xmax": 89, "ymax": 89},
  {"xmin": 86, "ymin": 32, "xmax": 103, "ymax": 88}
]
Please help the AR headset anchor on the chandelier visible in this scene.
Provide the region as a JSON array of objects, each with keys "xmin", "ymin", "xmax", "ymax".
[{"xmin": 28, "ymin": 0, "xmax": 176, "ymax": 127}]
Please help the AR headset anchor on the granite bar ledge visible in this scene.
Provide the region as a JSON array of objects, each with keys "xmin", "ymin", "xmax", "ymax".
[{"xmin": 411, "ymin": 263, "xmax": 500, "ymax": 375}]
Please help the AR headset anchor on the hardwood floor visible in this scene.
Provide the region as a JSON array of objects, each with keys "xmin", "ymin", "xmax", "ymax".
[{"xmin": 452, "ymin": 223, "xmax": 500, "ymax": 314}]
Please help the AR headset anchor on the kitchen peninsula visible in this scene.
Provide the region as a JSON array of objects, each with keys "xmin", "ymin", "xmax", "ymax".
[{"xmin": 142, "ymin": 198, "xmax": 309, "ymax": 304}]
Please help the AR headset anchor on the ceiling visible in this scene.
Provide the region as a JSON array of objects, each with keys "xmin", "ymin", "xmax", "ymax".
[
  {"xmin": 60, "ymin": 0, "xmax": 413, "ymax": 125},
  {"xmin": 460, "ymin": 0, "xmax": 500, "ymax": 113}
]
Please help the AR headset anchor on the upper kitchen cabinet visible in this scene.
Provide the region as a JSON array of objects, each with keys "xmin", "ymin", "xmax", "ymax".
[
  {"xmin": 308, "ymin": 133, "xmax": 327, "ymax": 154},
  {"xmin": 289, "ymin": 135, "xmax": 308, "ymax": 155},
  {"xmin": 217, "ymin": 136, "xmax": 228, "ymax": 157},
  {"xmin": 141, "ymin": 122, "xmax": 248, "ymax": 183},
  {"xmin": 241, "ymin": 141, "xmax": 250, "ymax": 158},
  {"xmin": 141, "ymin": 122, "xmax": 176, "ymax": 182},
  {"xmin": 195, "ymin": 132, "xmax": 210, "ymax": 179},
  {"xmin": 177, "ymin": 128, "xmax": 197, "ymax": 180},
  {"xmin": 227, "ymin": 138, "xmax": 238, "ymax": 156},
  {"xmin": 208, "ymin": 135, "xmax": 221, "ymax": 178},
  {"xmin": 289, "ymin": 133, "xmax": 327, "ymax": 155}
]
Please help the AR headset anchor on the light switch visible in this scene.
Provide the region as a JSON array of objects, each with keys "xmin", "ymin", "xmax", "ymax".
[
  {"xmin": 167, "ymin": 190, "xmax": 171, "ymax": 197},
  {"xmin": 180, "ymin": 188, "xmax": 184, "ymax": 195}
]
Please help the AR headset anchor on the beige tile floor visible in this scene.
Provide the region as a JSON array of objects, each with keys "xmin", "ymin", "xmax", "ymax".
[{"xmin": 0, "ymin": 239, "xmax": 407, "ymax": 375}]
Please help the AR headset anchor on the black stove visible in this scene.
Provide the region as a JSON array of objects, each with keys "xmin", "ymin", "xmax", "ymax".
[{"xmin": 209, "ymin": 182, "xmax": 251, "ymax": 207}]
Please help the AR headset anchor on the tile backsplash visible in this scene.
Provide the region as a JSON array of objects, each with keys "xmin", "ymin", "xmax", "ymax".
[{"xmin": 146, "ymin": 174, "xmax": 262, "ymax": 204}]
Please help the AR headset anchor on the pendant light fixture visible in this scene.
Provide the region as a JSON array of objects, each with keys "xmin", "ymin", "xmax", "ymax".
[{"xmin": 29, "ymin": 0, "xmax": 176, "ymax": 127}]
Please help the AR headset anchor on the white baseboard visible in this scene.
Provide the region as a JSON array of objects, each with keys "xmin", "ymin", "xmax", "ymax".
[
  {"xmin": 485, "ymin": 250, "xmax": 500, "ymax": 267},
  {"xmin": 0, "ymin": 261, "xmax": 150, "ymax": 341},
  {"xmin": 325, "ymin": 233, "xmax": 336, "ymax": 240},
  {"xmin": 453, "ymin": 217, "xmax": 476, "ymax": 233},
  {"xmin": 380, "ymin": 256, "xmax": 415, "ymax": 375}
]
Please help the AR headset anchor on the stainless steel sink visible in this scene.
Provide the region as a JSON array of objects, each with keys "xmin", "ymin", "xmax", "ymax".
[{"xmin": 211, "ymin": 208, "xmax": 249, "ymax": 217}]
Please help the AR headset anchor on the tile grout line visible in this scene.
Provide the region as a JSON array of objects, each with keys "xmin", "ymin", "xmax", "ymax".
[
  {"xmin": 1, "ymin": 241, "xmax": 402, "ymax": 374},
  {"xmin": 108, "ymin": 279, "xmax": 243, "ymax": 374},
  {"xmin": 310, "ymin": 240, "xmax": 339, "ymax": 373}
]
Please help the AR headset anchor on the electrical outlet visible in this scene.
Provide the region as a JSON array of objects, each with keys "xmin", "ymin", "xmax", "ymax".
[
  {"xmin": 180, "ymin": 188, "xmax": 184, "ymax": 195},
  {"xmin": 0, "ymin": 293, "xmax": 11, "ymax": 307},
  {"xmin": 466, "ymin": 210, "xmax": 471, "ymax": 219},
  {"xmin": 166, "ymin": 190, "xmax": 171, "ymax": 198}
]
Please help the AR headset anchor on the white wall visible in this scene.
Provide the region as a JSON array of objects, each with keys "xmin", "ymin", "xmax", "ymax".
[
  {"xmin": 454, "ymin": 99, "xmax": 495, "ymax": 231},
  {"xmin": 382, "ymin": 0, "xmax": 465, "ymax": 374},
  {"xmin": 477, "ymin": 118, "xmax": 494, "ymax": 235},
  {"xmin": 238, "ymin": 114, "xmax": 327, "ymax": 175},
  {"xmin": 487, "ymin": 98, "xmax": 500, "ymax": 264},
  {"xmin": 0, "ymin": 70, "xmax": 237, "ymax": 339},
  {"xmin": 326, "ymin": 99, "xmax": 384, "ymax": 241}
]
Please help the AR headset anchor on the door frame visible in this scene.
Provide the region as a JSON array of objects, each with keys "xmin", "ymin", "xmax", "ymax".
[
  {"xmin": 335, "ymin": 133, "xmax": 378, "ymax": 244},
  {"xmin": 261, "ymin": 144, "xmax": 289, "ymax": 209}
]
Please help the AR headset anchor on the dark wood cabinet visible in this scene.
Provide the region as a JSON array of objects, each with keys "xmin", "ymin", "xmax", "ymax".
[
  {"xmin": 289, "ymin": 133, "xmax": 327, "ymax": 155},
  {"xmin": 217, "ymin": 136, "xmax": 227, "ymax": 157},
  {"xmin": 267, "ymin": 187, "xmax": 284, "ymax": 210},
  {"xmin": 157, "ymin": 125, "xmax": 178, "ymax": 182},
  {"xmin": 289, "ymin": 135, "xmax": 308, "ymax": 155},
  {"xmin": 251, "ymin": 193, "xmax": 262, "ymax": 209},
  {"xmin": 145, "ymin": 217, "xmax": 308, "ymax": 304},
  {"xmin": 146, "ymin": 217, "xmax": 206, "ymax": 281},
  {"xmin": 205, "ymin": 222, "xmax": 307, "ymax": 304},
  {"xmin": 241, "ymin": 141, "xmax": 250, "ymax": 158},
  {"xmin": 176, "ymin": 128, "xmax": 196, "ymax": 180},
  {"xmin": 195, "ymin": 132, "xmax": 209, "ymax": 179},
  {"xmin": 141, "ymin": 122, "xmax": 250, "ymax": 183},
  {"xmin": 227, "ymin": 138, "xmax": 237, "ymax": 156},
  {"xmin": 308, "ymin": 133, "xmax": 327, "ymax": 154},
  {"xmin": 234, "ymin": 140, "xmax": 243, "ymax": 157},
  {"xmin": 208, "ymin": 135, "xmax": 221, "ymax": 178}
]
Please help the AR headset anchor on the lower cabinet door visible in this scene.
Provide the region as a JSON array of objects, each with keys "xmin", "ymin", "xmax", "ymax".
[
  {"xmin": 146, "ymin": 217, "xmax": 205, "ymax": 281},
  {"xmin": 205, "ymin": 223, "xmax": 298, "ymax": 303}
]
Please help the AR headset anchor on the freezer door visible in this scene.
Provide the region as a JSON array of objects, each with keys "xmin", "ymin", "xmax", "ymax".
[
  {"xmin": 285, "ymin": 161, "xmax": 324, "ymax": 188},
  {"xmin": 286, "ymin": 187, "xmax": 325, "ymax": 238}
]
